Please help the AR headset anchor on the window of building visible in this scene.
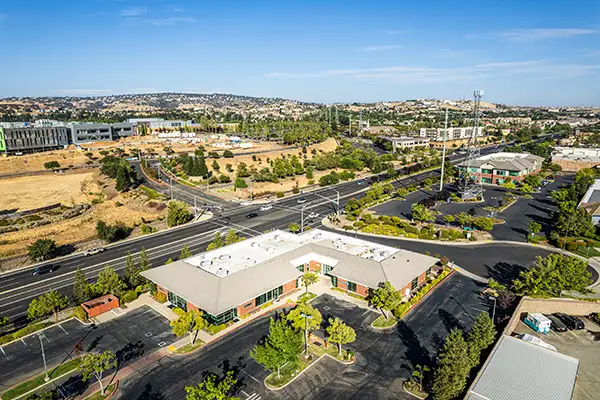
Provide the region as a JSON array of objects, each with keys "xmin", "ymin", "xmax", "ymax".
[
  {"xmin": 495, "ymin": 170, "xmax": 507, "ymax": 176},
  {"xmin": 481, "ymin": 169, "xmax": 493, "ymax": 174},
  {"xmin": 331, "ymin": 275, "xmax": 338, "ymax": 287},
  {"xmin": 469, "ymin": 167, "xmax": 479, "ymax": 173},
  {"xmin": 509, "ymin": 171, "xmax": 519, "ymax": 176},
  {"xmin": 255, "ymin": 285, "xmax": 283, "ymax": 307},
  {"xmin": 496, "ymin": 179, "xmax": 504, "ymax": 184},
  {"xmin": 205, "ymin": 308, "xmax": 237, "ymax": 325},
  {"xmin": 426, "ymin": 267, "xmax": 431, "ymax": 278},
  {"xmin": 481, "ymin": 178, "xmax": 492, "ymax": 184},
  {"xmin": 347, "ymin": 281, "xmax": 357, "ymax": 293},
  {"xmin": 411, "ymin": 277, "xmax": 419, "ymax": 291},
  {"xmin": 296, "ymin": 264, "xmax": 304, "ymax": 272},
  {"xmin": 323, "ymin": 264, "xmax": 333, "ymax": 276},
  {"xmin": 167, "ymin": 291, "xmax": 187, "ymax": 311}
]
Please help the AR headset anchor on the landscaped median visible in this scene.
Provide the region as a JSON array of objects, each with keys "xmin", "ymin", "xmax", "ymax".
[
  {"xmin": 84, "ymin": 381, "xmax": 118, "ymax": 400},
  {"xmin": 1, "ymin": 357, "xmax": 82, "ymax": 400},
  {"xmin": 265, "ymin": 341, "xmax": 355, "ymax": 390},
  {"xmin": 393, "ymin": 268, "xmax": 453, "ymax": 320},
  {"xmin": 371, "ymin": 315, "xmax": 397, "ymax": 329}
]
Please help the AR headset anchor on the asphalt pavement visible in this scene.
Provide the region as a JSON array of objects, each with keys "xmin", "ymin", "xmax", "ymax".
[{"xmin": 116, "ymin": 273, "xmax": 489, "ymax": 400}]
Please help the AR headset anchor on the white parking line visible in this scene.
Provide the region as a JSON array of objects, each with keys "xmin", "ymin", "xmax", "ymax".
[
  {"xmin": 240, "ymin": 390, "xmax": 249, "ymax": 397},
  {"xmin": 21, "ymin": 338, "xmax": 28, "ymax": 347},
  {"xmin": 58, "ymin": 324, "xmax": 68, "ymax": 335},
  {"xmin": 0, "ymin": 347, "xmax": 9, "ymax": 360},
  {"xmin": 240, "ymin": 368, "xmax": 261, "ymax": 384}
]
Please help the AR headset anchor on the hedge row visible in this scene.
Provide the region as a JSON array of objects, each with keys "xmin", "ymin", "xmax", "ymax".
[{"xmin": 393, "ymin": 268, "xmax": 452, "ymax": 319}]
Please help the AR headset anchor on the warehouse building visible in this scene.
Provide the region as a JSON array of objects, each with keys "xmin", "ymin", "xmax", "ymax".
[
  {"xmin": 0, "ymin": 126, "xmax": 69, "ymax": 154},
  {"xmin": 457, "ymin": 152, "xmax": 543, "ymax": 185},
  {"xmin": 141, "ymin": 229, "xmax": 439, "ymax": 325}
]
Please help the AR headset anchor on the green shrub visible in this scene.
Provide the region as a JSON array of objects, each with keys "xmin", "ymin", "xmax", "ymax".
[
  {"xmin": 205, "ymin": 323, "xmax": 228, "ymax": 335},
  {"xmin": 276, "ymin": 192, "xmax": 285, "ymax": 198},
  {"xmin": 346, "ymin": 215, "xmax": 356, "ymax": 221},
  {"xmin": 362, "ymin": 224, "xmax": 404, "ymax": 236},
  {"xmin": 404, "ymin": 225, "xmax": 420, "ymax": 235},
  {"xmin": 405, "ymin": 233, "xmax": 418, "ymax": 238},
  {"xmin": 391, "ymin": 216, "xmax": 401, "ymax": 224},
  {"xmin": 155, "ymin": 292, "xmax": 167, "ymax": 303},
  {"xmin": 172, "ymin": 307, "xmax": 186, "ymax": 316},
  {"xmin": 73, "ymin": 306, "xmax": 88, "ymax": 322},
  {"xmin": 121, "ymin": 290, "xmax": 139, "ymax": 304},
  {"xmin": 0, "ymin": 322, "xmax": 54, "ymax": 346}
]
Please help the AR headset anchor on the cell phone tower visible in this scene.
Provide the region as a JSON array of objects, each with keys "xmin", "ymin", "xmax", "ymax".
[{"xmin": 459, "ymin": 89, "xmax": 484, "ymax": 200}]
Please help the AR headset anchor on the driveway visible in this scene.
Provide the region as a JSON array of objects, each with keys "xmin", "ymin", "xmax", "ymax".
[{"xmin": 117, "ymin": 274, "xmax": 489, "ymax": 400}]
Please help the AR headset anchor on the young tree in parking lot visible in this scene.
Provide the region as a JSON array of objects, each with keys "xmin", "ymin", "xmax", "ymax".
[
  {"xmin": 171, "ymin": 310, "xmax": 206, "ymax": 345},
  {"xmin": 185, "ymin": 370, "xmax": 239, "ymax": 400},
  {"xmin": 528, "ymin": 220, "xmax": 541, "ymax": 236},
  {"xmin": 369, "ymin": 281, "xmax": 402, "ymax": 319},
  {"xmin": 326, "ymin": 317, "xmax": 356, "ymax": 356},
  {"xmin": 251, "ymin": 315, "xmax": 303, "ymax": 379},
  {"xmin": 443, "ymin": 214, "xmax": 455, "ymax": 226},
  {"xmin": 180, "ymin": 244, "xmax": 192, "ymax": 259},
  {"xmin": 79, "ymin": 350, "xmax": 117, "ymax": 395},
  {"xmin": 95, "ymin": 266, "xmax": 127, "ymax": 297},
  {"xmin": 167, "ymin": 200, "xmax": 192, "ymax": 227},
  {"xmin": 512, "ymin": 253, "xmax": 592, "ymax": 297},
  {"xmin": 287, "ymin": 303, "xmax": 322, "ymax": 356},
  {"xmin": 124, "ymin": 253, "xmax": 139, "ymax": 288},
  {"xmin": 28, "ymin": 290, "xmax": 68, "ymax": 322},
  {"xmin": 473, "ymin": 217, "xmax": 494, "ymax": 231},
  {"xmin": 431, "ymin": 328, "xmax": 471, "ymax": 400},
  {"xmin": 72, "ymin": 267, "xmax": 92, "ymax": 304},
  {"xmin": 0, "ymin": 316, "xmax": 8, "ymax": 328},
  {"xmin": 411, "ymin": 203, "xmax": 435, "ymax": 222},
  {"xmin": 301, "ymin": 272, "xmax": 319, "ymax": 295},
  {"xmin": 289, "ymin": 222, "xmax": 300, "ymax": 233},
  {"xmin": 466, "ymin": 312, "xmax": 497, "ymax": 368},
  {"xmin": 27, "ymin": 239, "xmax": 58, "ymax": 261}
]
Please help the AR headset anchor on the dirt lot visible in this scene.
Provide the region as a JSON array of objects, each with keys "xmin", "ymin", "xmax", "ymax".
[
  {"xmin": 0, "ymin": 149, "xmax": 91, "ymax": 175},
  {"xmin": 0, "ymin": 171, "xmax": 166, "ymax": 262},
  {"xmin": 0, "ymin": 171, "xmax": 96, "ymax": 211}
]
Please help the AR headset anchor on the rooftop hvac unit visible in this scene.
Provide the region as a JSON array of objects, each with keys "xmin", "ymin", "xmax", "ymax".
[
  {"xmin": 274, "ymin": 234, "xmax": 280, "ymax": 241},
  {"xmin": 219, "ymin": 254, "xmax": 231, "ymax": 261},
  {"xmin": 201, "ymin": 260, "xmax": 212, "ymax": 267},
  {"xmin": 312, "ymin": 233, "xmax": 323, "ymax": 240},
  {"xmin": 265, "ymin": 246, "xmax": 274, "ymax": 253},
  {"xmin": 379, "ymin": 250, "xmax": 388, "ymax": 257},
  {"xmin": 250, "ymin": 242, "xmax": 258, "ymax": 248}
]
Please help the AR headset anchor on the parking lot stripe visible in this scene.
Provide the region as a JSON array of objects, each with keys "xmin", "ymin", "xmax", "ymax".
[
  {"xmin": 240, "ymin": 390, "xmax": 249, "ymax": 397},
  {"xmin": 0, "ymin": 347, "xmax": 8, "ymax": 360},
  {"xmin": 240, "ymin": 368, "xmax": 261, "ymax": 384},
  {"xmin": 21, "ymin": 338, "xmax": 28, "ymax": 348},
  {"xmin": 58, "ymin": 324, "xmax": 68, "ymax": 335}
]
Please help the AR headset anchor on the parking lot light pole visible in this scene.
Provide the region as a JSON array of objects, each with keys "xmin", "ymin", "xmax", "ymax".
[
  {"xmin": 38, "ymin": 333, "xmax": 49, "ymax": 382},
  {"xmin": 300, "ymin": 313, "xmax": 313, "ymax": 358},
  {"xmin": 488, "ymin": 295, "xmax": 497, "ymax": 323}
]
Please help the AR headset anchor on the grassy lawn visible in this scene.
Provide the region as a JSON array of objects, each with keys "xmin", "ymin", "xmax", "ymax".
[
  {"xmin": 372, "ymin": 315, "xmax": 397, "ymax": 328},
  {"xmin": 403, "ymin": 380, "xmax": 428, "ymax": 399},
  {"xmin": 174, "ymin": 339, "xmax": 205, "ymax": 354},
  {"xmin": 298, "ymin": 292, "xmax": 317, "ymax": 303},
  {"xmin": 309, "ymin": 342, "xmax": 350, "ymax": 362},
  {"xmin": 2, "ymin": 358, "xmax": 81, "ymax": 400},
  {"xmin": 85, "ymin": 383, "xmax": 117, "ymax": 400},
  {"xmin": 265, "ymin": 358, "xmax": 310, "ymax": 388}
]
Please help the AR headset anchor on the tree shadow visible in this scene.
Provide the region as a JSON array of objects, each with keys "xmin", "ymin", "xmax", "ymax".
[
  {"xmin": 55, "ymin": 244, "xmax": 76, "ymax": 257},
  {"xmin": 485, "ymin": 262, "xmax": 526, "ymax": 286},
  {"xmin": 396, "ymin": 320, "xmax": 432, "ymax": 372},
  {"xmin": 56, "ymin": 374, "xmax": 89, "ymax": 397},
  {"xmin": 136, "ymin": 383, "xmax": 168, "ymax": 400},
  {"xmin": 116, "ymin": 340, "xmax": 146, "ymax": 367},
  {"xmin": 86, "ymin": 334, "xmax": 104, "ymax": 353},
  {"xmin": 438, "ymin": 308, "xmax": 464, "ymax": 332}
]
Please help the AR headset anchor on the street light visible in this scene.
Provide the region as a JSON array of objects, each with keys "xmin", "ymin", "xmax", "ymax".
[
  {"xmin": 313, "ymin": 189, "xmax": 340, "ymax": 216},
  {"xmin": 38, "ymin": 333, "xmax": 49, "ymax": 382},
  {"xmin": 300, "ymin": 313, "xmax": 313, "ymax": 358},
  {"xmin": 488, "ymin": 295, "xmax": 497, "ymax": 323}
]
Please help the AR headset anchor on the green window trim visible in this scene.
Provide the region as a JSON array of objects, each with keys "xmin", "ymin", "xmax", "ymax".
[
  {"xmin": 331, "ymin": 275, "xmax": 338, "ymax": 287},
  {"xmin": 481, "ymin": 169, "xmax": 493, "ymax": 174},
  {"xmin": 411, "ymin": 277, "xmax": 419, "ymax": 290},
  {"xmin": 509, "ymin": 171, "xmax": 519, "ymax": 176},
  {"xmin": 255, "ymin": 285, "xmax": 283, "ymax": 307},
  {"xmin": 347, "ymin": 281, "xmax": 357, "ymax": 293},
  {"xmin": 167, "ymin": 291, "xmax": 187, "ymax": 311},
  {"xmin": 205, "ymin": 308, "xmax": 237, "ymax": 325}
]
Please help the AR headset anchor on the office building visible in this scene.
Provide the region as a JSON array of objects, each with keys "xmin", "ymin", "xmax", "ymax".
[
  {"xmin": 417, "ymin": 127, "xmax": 485, "ymax": 141},
  {"xmin": 457, "ymin": 153, "xmax": 543, "ymax": 185},
  {"xmin": 0, "ymin": 126, "xmax": 69, "ymax": 154}
]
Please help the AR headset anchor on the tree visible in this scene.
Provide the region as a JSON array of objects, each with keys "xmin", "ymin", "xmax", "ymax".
[
  {"xmin": 473, "ymin": 217, "xmax": 494, "ymax": 231},
  {"xmin": 512, "ymin": 253, "xmax": 592, "ymax": 297},
  {"xmin": 501, "ymin": 180, "xmax": 516, "ymax": 190},
  {"xmin": 528, "ymin": 220, "xmax": 541, "ymax": 235},
  {"xmin": 326, "ymin": 317, "xmax": 356, "ymax": 356},
  {"xmin": 28, "ymin": 290, "xmax": 68, "ymax": 322},
  {"xmin": 95, "ymin": 266, "xmax": 127, "ymax": 297},
  {"xmin": 455, "ymin": 212, "xmax": 474, "ymax": 227},
  {"xmin": 411, "ymin": 203, "xmax": 435, "ymax": 222},
  {"xmin": 207, "ymin": 231, "xmax": 224, "ymax": 251},
  {"xmin": 223, "ymin": 150, "xmax": 234, "ymax": 158},
  {"xmin": 72, "ymin": 267, "xmax": 92, "ymax": 304},
  {"xmin": 287, "ymin": 303, "xmax": 322, "ymax": 356},
  {"xmin": 555, "ymin": 208, "xmax": 594, "ymax": 237},
  {"xmin": 224, "ymin": 228, "xmax": 240, "ymax": 245},
  {"xmin": 138, "ymin": 248, "xmax": 151, "ymax": 275},
  {"xmin": 236, "ymin": 162, "xmax": 250, "ymax": 177},
  {"xmin": 289, "ymin": 222, "xmax": 300, "ymax": 233},
  {"xmin": 369, "ymin": 281, "xmax": 402, "ymax": 319},
  {"xmin": 443, "ymin": 215, "xmax": 455, "ymax": 225},
  {"xmin": 79, "ymin": 350, "xmax": 117, "ymax": 395},
  {"xmin": 431, "ymin": 328, "xmax": 471, "ymax": 400},
  {"xmin": 44, "ymin": 160, "xmax": 60, "ymax": 170},
  {"xmin": 124, "ymin": 253, "xmax": 139, "ymax": 288},
  {"xmin": 234, "ymin": 177, "xmax": 247, "ymax": 189},
  {"xmin": 185, "ymin": 371, "xmax": 239, "ymax": 400},
  {"xmin": 180, "ymin": 245, "xmax": 192, "ymax": 259},
  {"xmin": 212, "ymin": 160, "xmax": 220, "ymax": 171},
  {"xmin": 0, "ymin": 316, "xmax": 8, "ymax": 328},
  {"xmin": 27, "ymin": 239, "xmax": 57, "ymax": 261},
  {"xmin": 95, "ymin": 220, "xmax": 131, "ymax": 243},
  {"xmin": 167, "ymin": 200, "xmax": 192, "ymax": 227},
  {"xmin": 250, "ymin": 315, "xmax": 303, "ymax": 378},
  {"xmin": 412, "ymin": 364, "xmax": 430, "ymax": 393},
  {"xmin": 171, "ymin": 310, "xmax": 206, "ymax": 345},
  {"xmin": 301, "ymin": 272, "xmax": 319, "ymax": 295},
  {"xmin": 466, "ymin": 312, "xmax": 496, "ymax": 368}
]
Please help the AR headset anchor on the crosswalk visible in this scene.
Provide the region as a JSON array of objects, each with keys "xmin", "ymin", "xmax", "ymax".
[{"xmin": 241, "ymin": 391, "xmax": 262, "ymax": 400}]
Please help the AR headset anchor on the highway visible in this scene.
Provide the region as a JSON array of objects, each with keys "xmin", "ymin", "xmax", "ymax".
[{"xmin": 0, "ymin": 142, "xmax": 522, "ymax": 326}]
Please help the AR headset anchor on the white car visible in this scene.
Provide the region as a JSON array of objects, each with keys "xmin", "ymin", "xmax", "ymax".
[
  {"xmin": 308, "ymin": 212, "xmax": 319, "ymax": 219},
  {"xmin": 297, "ymin": 198, "xmax": 307, "ymax": 204},
  {"xmin": 260, "ymin": 205, "xmax": 273, "ymax": 212},
  {"xmin": 240, "ymin": 201, "xmax": 252, "ymax": 206},
  {"xmin": 84, "ymin": 248, "xmax": 104, "ymax": 256}
]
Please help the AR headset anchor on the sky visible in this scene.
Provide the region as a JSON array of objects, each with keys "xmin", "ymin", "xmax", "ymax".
[{"xmin": 0, "ymin": 0, "xmax": 599, "ymax": 106}]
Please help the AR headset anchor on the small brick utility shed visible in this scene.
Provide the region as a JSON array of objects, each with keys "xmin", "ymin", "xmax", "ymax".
[{"xmin": 81, "ymin": 294, "xmax": 120, "ymax": 318}]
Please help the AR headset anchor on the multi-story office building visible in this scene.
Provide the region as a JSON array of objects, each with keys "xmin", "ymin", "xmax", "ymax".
[
  {"xmin": 70, "ymin": 122, "xmax": 134, "ymax": 144},
  {"xmin": 417, "ymin": 127, "xmax": 485, "ymax": 141},
  {"xmin": 0, "ymin": 126, "xmax": 69, "ymax": 154},
  {"xmin": 381, "ymin": 136, "xmax": 430, "ymax": 151},
  {"xmin": 457, "ymin": 153, "xmax": 543, "ymax": 185}
]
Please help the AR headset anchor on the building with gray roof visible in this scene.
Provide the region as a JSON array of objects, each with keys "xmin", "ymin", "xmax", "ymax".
[
  {"xmin": 457, "ymin": 152, "xmax": 544, "ymax": 185},
  {"xmin": 466, "ymin": 334, "xmax": 579, "ymax": 400},
  {"xmin": 141, "ymin": 229, "xmax": 439, "ymax": 324}
]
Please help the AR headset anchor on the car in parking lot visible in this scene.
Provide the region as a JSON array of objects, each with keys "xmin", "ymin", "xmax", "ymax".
[
  {"xmin": 84, "ymin": 247, "xmax": 104, "ymax": 256},
  {"xmin": 543, "ymin": 314, "xmax": 568, "ymax": 332},
  {"xmin": 357, "ymin": 180, "xmax": 365, "ymax": 185},
  {"xmin": 260, "ymin": 204, "xmax": 272, "ymax": 212},
  {"xmin": 245, "ymin": 212, "xmax": 259, "ymax": 219},
  {"xmin": 240, "ymin": 201, "xmax": 252, "ymax": 206},
  {"xmin": 32, "ymin": 264, "xmax": 57, "ymax": 276},
  {"xmin": 297, "ymin": 198, "xmax": 307, "ymax": 204},
  {"xmin": 553, "ymin": 313, "xmax": 585, "ymax": 330}
]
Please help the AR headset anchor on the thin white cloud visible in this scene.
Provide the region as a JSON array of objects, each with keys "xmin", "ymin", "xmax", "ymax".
[
  {"xmin": 359, "ymin": 45, "xmax": 401, "ymax": 52},
  {"xmin": 148, "ymin": 17, "xmax": 195, "ymax": 26},
  {"xmin": 120, "ymin": 7, "xmax": 147, "ymax": 17},
  {"xmin": 468, "ymin": 28, "xmax": 597, "ymax": 42},
  {"xmin": 53, "ymin": 89, "xmax": 113, "ymax": 95},
  {"xmin": 266, "ymin": 60, "xmax": 600, "ymax": 84}
]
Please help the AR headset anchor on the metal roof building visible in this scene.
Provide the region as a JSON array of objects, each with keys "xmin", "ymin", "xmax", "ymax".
[
  {"xmin": 142, "ymin": 229, "xmax": 438, "ymax": 324},
  {"xmin": 466, "ymin": 335, "xmax": 579, "ymax": 400}
]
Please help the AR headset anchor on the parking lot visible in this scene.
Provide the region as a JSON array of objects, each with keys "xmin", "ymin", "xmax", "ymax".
[
  {"xmin": 117, "ymin": 273, "xmax": 490, "ymax": 400},
  {"xmin": 370, "ymin": 175, "xmax": 572, "ymax": 242},
  {"xmin": 0, "ymin": 306, "xmax": 176, "ymax": 392},
  {"xmin": 513, "ymin": 317, "xmax": 600, "ymax": 400}
]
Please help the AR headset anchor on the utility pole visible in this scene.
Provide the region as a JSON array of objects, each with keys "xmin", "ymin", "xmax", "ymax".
[
  {"xmin": 300, "ymin": 313, "xmax": 313, "ymax": 358},
  {"xmin": 301, "ymin": 205, "xmax": 306, "ymax": 232},
  {"xmin": 488, "ymin": 296, "xmax": 497, "ymax": 323},
  {"xmin": 439, "ymin": 107, "xmax": 448, "ymax": 192},
  {"xmin": 249, "ymin": 178, "xmax": 253, "ymax": 202},
  {"xmin": 38, "ymin": 333, "xmax": 49, "ymax": 382}
]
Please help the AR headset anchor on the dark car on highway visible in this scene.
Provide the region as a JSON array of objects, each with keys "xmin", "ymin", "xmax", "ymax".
[
  {"xmin": 553, "ymin": 313, "xmax": 584, "ymax": 330},
  {"xmin": 32, "ymin": 264, "xmax": 57, "ymax": 276},
  {"xmin": 543, "ymin": 314, "xmax": 568, "ymax": 332},
  {"xmin": 246, "ymin": 212, "xmax": 259, "ymax": 219}
]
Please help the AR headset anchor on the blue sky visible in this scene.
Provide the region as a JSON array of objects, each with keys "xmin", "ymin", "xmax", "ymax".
[{"xmin": 0, "ymin": 0, "xmax": 599, "ymax": 106}]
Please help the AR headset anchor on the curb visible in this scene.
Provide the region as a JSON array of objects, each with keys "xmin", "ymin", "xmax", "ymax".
[
  {"xmin": 83, "ymin": 379, "xmax": 119, "ymax": 400},
  {"xmin": 402, "ymin": 381, "xmax": 427, "ymax": 400},
  {"xmin": 400, "ymin": 270, "xmax": 455, "ymax": 320},
  {"xmin": 370, "ymin": 316, "xmax": 398, "ymax": 330},
  {"xmin": 1, "ymin": 359, "xmax": 81, "ymax": 400},
  {"xmin": 0, "ymin": 317, "xmax": 79, "ymax": 350}
]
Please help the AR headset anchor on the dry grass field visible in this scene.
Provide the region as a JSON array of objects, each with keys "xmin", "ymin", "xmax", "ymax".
[{"xmin": 0, "ymin": 149, "xmax": 91, "ymax": 175}]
